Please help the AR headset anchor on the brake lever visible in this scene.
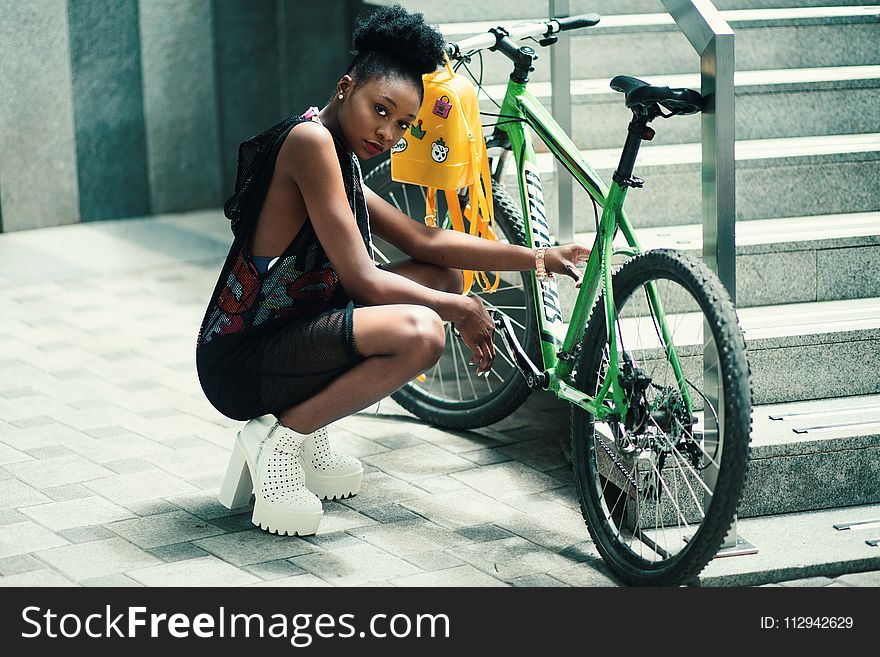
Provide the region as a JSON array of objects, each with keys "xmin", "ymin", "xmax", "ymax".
[{"xmin": 523, "ymin": 35, "xmax": 556, "ymax": 49}]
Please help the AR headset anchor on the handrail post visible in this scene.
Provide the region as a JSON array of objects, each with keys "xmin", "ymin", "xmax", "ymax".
[
  {"xmin": 550, "ymin": 0, "xmax": 573, "ymax": 246},
  {"xmin": 661, "ymin": 0, "xmax": 754, "ymax": 558},
  {"xmin": 660, "ymin": 0, "xmax": 735, "ymax": 296}
]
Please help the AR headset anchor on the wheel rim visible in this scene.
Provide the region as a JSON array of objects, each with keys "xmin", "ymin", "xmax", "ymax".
[
  {"xmin": 581, "ymin": 272, "xmax": 728, "ymax": 568},
  {"xmin": 370, "ymin": 177, "xmax": 533, "ymax": 409}
]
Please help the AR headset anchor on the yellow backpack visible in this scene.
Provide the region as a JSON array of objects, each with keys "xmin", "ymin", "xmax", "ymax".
[{"xmin": 390, "ymin": 55, "xmax": 499, "ymax": 294}]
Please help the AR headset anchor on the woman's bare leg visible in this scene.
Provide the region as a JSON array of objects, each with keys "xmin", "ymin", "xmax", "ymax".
[{"xmin": 277, "ymin": 259, "xmax": 463, "ymax": 434}]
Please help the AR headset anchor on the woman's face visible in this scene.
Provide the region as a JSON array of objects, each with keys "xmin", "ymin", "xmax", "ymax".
[{"xmin": 339, "ymin": 75, "xmax": 422, "ymax": 160}]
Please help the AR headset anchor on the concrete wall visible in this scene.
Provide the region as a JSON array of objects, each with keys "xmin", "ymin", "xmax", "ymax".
[
  {"xmin": 0, "ymin": 0, "xmax": 80, "ymax": 232},
  {"xmin": 140, "ymin": 0, "xmax": 223, "ymax": 215},
  {"xmin": 0, "ymin": 0, "xmax": 360, "ymax": 232},
  {"xmin": 214, "ymin": 0, "xmax": 356, "ymax": 196},
  {"xmin": 67, "ymin": 0, "xmax": 152, "ymax": 222}
]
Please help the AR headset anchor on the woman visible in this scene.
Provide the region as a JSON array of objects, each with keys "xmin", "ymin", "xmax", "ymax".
[{"xmin": 197, "ymin": 5, "xmax": 590, "ymax": 537}]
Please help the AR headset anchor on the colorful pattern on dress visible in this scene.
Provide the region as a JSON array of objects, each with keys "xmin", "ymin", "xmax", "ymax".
[
  {"xmin": 200, "ymin": 237, "xmax": 340, "ymax": 344},
  {"xmin": 197, "ymin": 108, "xmax": 372, "ymax": 347},
  {"xmin": 201, "ymin": 250, "xmax": 262, "ymax": 341},
  {"xmin": 250, "ymin": 241, "xmax": 339, "ymax": 326}
]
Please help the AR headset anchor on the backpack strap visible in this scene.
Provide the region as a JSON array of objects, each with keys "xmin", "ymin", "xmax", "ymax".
[
  {"xmin": 465, "ymin": 114, "xmax": 500, "ymax": 294},
  {"xmin": 420, "ymin": 55, "xmax": 499, "ymax": 296},
  {"xmin": 443, "ymin": 188, "xmax": 475, "ymax": 295},
  {"xmin": 425, "ymin": 188, "xmax": 438, "ymax": 228}
]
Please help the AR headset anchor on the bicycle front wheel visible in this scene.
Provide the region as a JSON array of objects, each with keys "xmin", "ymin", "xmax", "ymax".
[
  {"xmin": 364, "ymin": 158, "xmax": 540, "ymax": 430},
  {"xmin": 570, "ymin": 249, "xmax": 752, "ymax": 586}
]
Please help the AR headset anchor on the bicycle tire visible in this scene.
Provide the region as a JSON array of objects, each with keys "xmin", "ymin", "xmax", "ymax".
[
  {"xmin": 570, "ymin": 249, "xmax": 752, "ymax": 586},
  {"xmin": 363, "ymin": 158, "xmax": 540, "ymax": 429}
]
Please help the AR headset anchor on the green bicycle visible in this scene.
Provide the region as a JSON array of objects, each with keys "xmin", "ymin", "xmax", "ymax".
[{"xmin": 364, "ymin": 15, "xmax": 752, "ymax": 586}]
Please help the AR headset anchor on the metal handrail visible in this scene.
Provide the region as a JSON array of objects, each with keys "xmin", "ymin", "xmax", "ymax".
[
  {"xmin": 661, "ymin": 0, "xmax": 736, "ymax": 300},
  {"xmin": 549, "ymin": 0, "xmax": 736, "ymax": 299},
  {"xmin": 550, "ymin": 0, "xmax": 736, "ymax": 292},
  {"xmin": 660, "ymin": 0, "xmax": 746, "ymax": 557},
  {"xmin": 550, "ymin": 0, "xmax": 748, "ymax": 559},
  {"xmin": 549, "ymin": 0, "xmax": 573, "ymax": 245}
]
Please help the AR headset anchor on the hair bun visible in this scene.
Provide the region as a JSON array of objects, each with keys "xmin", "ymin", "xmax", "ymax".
[{"xmin": 351, "ymin": 4, "xmax": 445, "ymax": 76}]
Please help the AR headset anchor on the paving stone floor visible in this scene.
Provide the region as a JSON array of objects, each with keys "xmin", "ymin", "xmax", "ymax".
[{"xmin": 0, "ymin": 211, "xmax": 876, "ymax": 588}]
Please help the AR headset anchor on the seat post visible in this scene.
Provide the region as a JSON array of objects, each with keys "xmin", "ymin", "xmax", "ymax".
[{"xmin": 612, "ymin": 112, "xmax": 656, "ymax": 189}]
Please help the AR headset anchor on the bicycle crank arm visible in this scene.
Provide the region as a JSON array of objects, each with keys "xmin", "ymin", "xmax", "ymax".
[{"xmin": 495, "ymin": 315, "xmax": 548, "ymax": 390}]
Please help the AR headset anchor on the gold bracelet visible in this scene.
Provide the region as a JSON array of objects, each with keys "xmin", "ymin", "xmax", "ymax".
[{"xmin": 535, "ymin": 247, "xmax": 553, "ymax": 281}]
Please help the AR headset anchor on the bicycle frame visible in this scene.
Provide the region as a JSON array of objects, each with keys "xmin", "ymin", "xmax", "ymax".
[{"xmin": 495, "ymin": 78, "xmax": 693, "ymax": 420}]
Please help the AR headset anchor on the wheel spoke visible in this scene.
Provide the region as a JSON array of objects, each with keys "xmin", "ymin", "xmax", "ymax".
[
  {"xmin": 388, "ymin": 190, "xmax": 404, "ymax": 214},
  {"xmin": 669, "ymin": 447, "xmax": 707, "ymax": 518},
  {"xmin": 648, "ymin": 416, "xmax": 714, "ymax": 498},
  {"xmin": 569, "ymin": 250, "xmax": 749, "ymax": 583},
  {"xmin": 434, "ymin": 327, "xmax": 450, "ymax": 397},
  {"xmin": 490, "ymin": 340, "xmax": 517, "ymax": 370},
  {"xmin": 451, "ymin": 331, "xmax": 478, "ymax": 400},
  {"xmin": 447, "ymin": 329, "xmax": 466, "ymax": 401},
  {"xmin": 481, "ymin": 301, "xmax": 527, "ymax": 332},
  {"xmin": 403, "ymin": 184, "xmax": 413, "ymax": 219},
  {"xmin": 646, "ymin": 456, "xmax": 692, "ymax": 535}
]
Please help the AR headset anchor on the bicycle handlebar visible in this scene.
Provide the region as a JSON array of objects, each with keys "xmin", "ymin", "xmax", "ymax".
[
  {"xmin": 555, "ymin": 14, "xmax": 601, "ymax": 31},
  {"xmin": 444, "ymin": 13, "xmax": 601, "ymax": 60}
]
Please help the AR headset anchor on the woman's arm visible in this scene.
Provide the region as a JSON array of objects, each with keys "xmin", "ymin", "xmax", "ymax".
[
  {"xmin": 365, "ymin": 184, "xmax": 591, "ymax": 282},
  {"xmin": 282, "ymin": 124, "xmax": 470, "ymax": 322},
  {"xmin": 366, "ymin": 185, "xmax": 533, "ymax": 270}
]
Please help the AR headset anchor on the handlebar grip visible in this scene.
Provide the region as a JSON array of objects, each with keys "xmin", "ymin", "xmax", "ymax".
[{"xmin": 555, "ymin": 14, "xmax": 601, "ymax": 31}]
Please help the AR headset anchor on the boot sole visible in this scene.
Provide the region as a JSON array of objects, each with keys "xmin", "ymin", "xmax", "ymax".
[
  {"xmin": 252, "ymin": 498, "xmax": 322, "ymax": 536},
  {"xmin": 218, "ymin": 430, "xmax": 323, "ymax": 536},
  {"xmin": 303, "ymin": 467, "xmax": 364, "ymax": 501}
]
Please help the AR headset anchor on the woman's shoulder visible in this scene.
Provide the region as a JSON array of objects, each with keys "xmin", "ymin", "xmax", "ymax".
[
  {"xmin": 286, "ymin": 117, "xmax": 333, "ymax": 147},
  {"xmin": 276, "ymin": 119, "xmax": 340, "ymax": 180}
]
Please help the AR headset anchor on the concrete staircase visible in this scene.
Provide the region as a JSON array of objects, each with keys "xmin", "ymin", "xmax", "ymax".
[{"xmin": 387, "ymin": 1, "xmax": 880, "ymax": 524}]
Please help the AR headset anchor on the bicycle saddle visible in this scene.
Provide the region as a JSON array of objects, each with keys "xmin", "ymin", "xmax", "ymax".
[{"xmin": 610, "ymin": 75, "xmax": 704, "ymax": 115}]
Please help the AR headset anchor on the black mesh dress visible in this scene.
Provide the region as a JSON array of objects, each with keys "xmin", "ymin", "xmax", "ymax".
[{"xmin": 195, "ymin": 110, "xmax": 373, "ymax": 421}]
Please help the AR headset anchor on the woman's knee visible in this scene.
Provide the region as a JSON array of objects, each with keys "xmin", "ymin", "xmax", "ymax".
[
  {"xmin": 352, "ymin": 305, "xmax": 444, "ymax": 361},
  {"xmin": 403, "ymin": 307, "xmax": 446, "ymax": 363}
]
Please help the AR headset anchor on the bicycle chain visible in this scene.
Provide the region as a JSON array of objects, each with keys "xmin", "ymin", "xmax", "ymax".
[{"xmin": 594, "ymin": 430, "xmax": 639, "ymax": 491}]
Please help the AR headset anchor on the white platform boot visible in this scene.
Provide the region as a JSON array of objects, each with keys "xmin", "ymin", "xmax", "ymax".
[
  {"xmin": 218, "ymin": 417, "xmax": 323, "ymax": 536},
  {"xmin": 301, "ymin": 426, "xmax": 364, "ymax": 500}
]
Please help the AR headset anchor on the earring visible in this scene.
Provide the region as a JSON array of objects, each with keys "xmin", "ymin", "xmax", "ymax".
[{"xmin": 338, "ymin": 94, "xmax": 344, "ymax": 100}]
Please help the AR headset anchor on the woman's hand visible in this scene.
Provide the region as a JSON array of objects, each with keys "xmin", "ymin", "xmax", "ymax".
[
  {"xmin": 544, "ymin": 244, "xmax": 592, "ymax": 288},
  {"xmin": 454, "ymin": 295, "xmax": 496, "ymax": 377}
]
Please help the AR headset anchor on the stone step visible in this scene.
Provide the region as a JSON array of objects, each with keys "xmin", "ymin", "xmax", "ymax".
[
  {"xmin": 738, "ymin": 394, "xmax": 880, "ymax": 518},
  {"xmin": 478, "ymin": 65, "xmax": 880, "ymax": 148},
  {"xmin": 499, "ymin": 133, "xmax": 880, "ymax": 227},
  {"xmin": 389, "ymin": 0, "xmax": 875, "ymax": 23},
  {"xmin": 477, "ymin": 368, "xmax": 879, "ymax": 586},
  {"xmin": 697, "ymin": 502, "xmax": 880, "ymax": 586},
  {"xmin": 589, "ymin": 394, "xmax": 879, "ymax": 531},
  {"xmin": 439, "ymin": 6, "xmax": 880, "ymax": 84},
  {"xmin": 529, "ymin": 383, "xmax": 879, "ymax": 528},
  {"xmin": 740, "ymin": 297, "xmax": 880, "ymax": 404},
  {"xmin": 562, "ymin": 211, "xmax": 880, "ymax": 308},
  {"xmin": 556, "ymin": 296, "xmax": 880, "ymax": 405}
]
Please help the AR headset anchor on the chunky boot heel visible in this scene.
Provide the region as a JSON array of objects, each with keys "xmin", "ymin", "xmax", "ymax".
[
  {"xmin": 225, "ymin": 417, "xmax": 323, "ymax": 536},
  {"xmin": 302, "ymin": 426, "xmax": 364, "ymax": 500},
  {"xmin": 218, "ymin": 439, "xmax": 252, "ymax": 509}
]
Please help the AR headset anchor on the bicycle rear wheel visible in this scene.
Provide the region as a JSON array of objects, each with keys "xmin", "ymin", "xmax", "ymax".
[
  {"xmin": 364, "ymin": 158, "xmax": 540, "ymax": 429},
  {"xmin": 570, "ymin": 249, "xmax": 752, "ymax": 586}
]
